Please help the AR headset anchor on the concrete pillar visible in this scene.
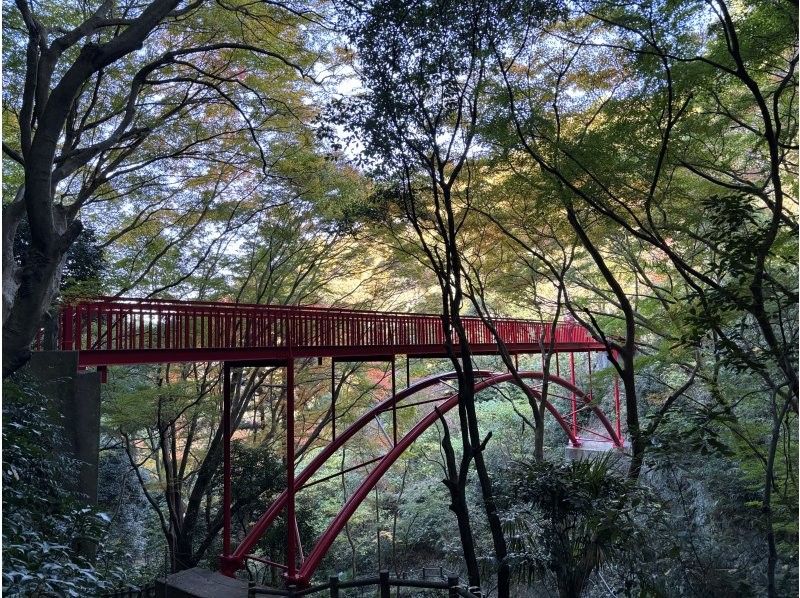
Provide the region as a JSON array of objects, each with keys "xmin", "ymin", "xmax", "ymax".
[
  {"xmin": 23, "ymin": 351, "xmax": 100, "ymax": 504},
  {"xmin": 564, "ymin": 441, "xmax": 629, "ymax": 471},
  {"xmin": 74, "ymin": 369, "xmax": 101, "ymax": 503},
  {"xmin": 594, "ymin": 351, "xmax": 609, "ymax": 370}
]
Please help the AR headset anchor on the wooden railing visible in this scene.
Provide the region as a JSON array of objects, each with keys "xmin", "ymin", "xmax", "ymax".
[
  {"xmin": 101, "ymin": 569, "xmax": 479, "ymax": 598},
  {"xmin": 249, "ymin": 568, "xmax": 480, "ymax": 597},
  {"xmin": 100, "ymin": 582, "xmax": 156, "ymax": 597}
]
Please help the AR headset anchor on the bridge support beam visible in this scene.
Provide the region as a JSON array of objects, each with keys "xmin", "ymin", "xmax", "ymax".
[
  {"xmin": 221, "ymin": 358, "xmax": 299, "ymax": 581},
  {"xmin": 614, "ymin": 364, "xmax": 622, "ymax": 440},
  {"xmin": 286, "ymin": 358, "xmax": 297, "ymax": 582},
  {"xmin": 222, "ymin": 364, "xmax": 232, "ymax": 559},
  {"xmin": 331, "ymin": 358, "xmax": 336, "ymax": 441},
  {"xmin": 570, "ymin": 352, "xmax": 577, "ymax": 438},
  {"xmin": 391, "ymin": 355, "xmax": 397, "ymax": 445}
]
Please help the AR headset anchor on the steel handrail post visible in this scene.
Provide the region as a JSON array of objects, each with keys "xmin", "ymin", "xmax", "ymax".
[{"xmin": 61, "ymin": 304, "xmax": 73, "ymax": 350}]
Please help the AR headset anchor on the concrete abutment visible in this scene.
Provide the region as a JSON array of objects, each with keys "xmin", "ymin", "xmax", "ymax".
[{"xmin": 23, "ymin": 351, "xmax": 101, "ymax": 504}]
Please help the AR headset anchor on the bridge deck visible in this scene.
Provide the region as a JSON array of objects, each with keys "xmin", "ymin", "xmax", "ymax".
[{"xmin": 52, "ymin": 297, "xmax": 605, "ymax": 367}]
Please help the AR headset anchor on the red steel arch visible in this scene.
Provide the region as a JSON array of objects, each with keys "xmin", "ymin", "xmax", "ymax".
[
  {"xmin": 221, "ymin": 371, "xmax": 494, "ymax": 577},
  {"xmin": 224, "ymin": 371, "xmax": 622, "ymax": 585}
]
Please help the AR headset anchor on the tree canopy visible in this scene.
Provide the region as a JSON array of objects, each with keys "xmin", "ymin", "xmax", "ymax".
[{"xmin": 2, "ymin": 0, "xmax": 797, "ymax": 596}]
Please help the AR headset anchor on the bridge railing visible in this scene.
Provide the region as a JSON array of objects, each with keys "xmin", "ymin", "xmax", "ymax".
[
  {"xmin": 250, "ymin": 569, "xmax": 479, "ymax": 597},
  {"xmin": 56, "ymin": 297, "xmax": 599, "ymax": 354},
  {"xmin": 99, "ymin": 582, "xmax": 157, "ymax": 597}
]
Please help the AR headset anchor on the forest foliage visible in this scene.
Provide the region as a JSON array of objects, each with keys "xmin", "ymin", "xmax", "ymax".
[{"xmin": 2, "ymin": 0, "xmax": 797, "ymax": 596}]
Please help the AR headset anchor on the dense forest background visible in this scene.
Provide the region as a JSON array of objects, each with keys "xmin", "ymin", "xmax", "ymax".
[{"xmin": 2, "ymin": 0, "xmax": 797, "ymax": 596}]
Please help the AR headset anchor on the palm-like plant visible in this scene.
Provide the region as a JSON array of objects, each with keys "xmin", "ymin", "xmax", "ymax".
[{"xmin": 500, "ymin": 455, "xmax": 656, "ymax": 597}]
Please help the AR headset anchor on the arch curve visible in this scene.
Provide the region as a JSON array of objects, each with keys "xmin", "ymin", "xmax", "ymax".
[
  {"xmin": 222, "ymin": 370, "xmax": 622, "ymax": 583},
  {"xmin": 222, "ymin": 371, "xmax": 497, "ymax": 575}
]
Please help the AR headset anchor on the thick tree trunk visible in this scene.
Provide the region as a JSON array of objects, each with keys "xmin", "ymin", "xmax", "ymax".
[
  {"xmin": 533, "ymin": 402, "xmax": 545, "ymax": 460},
  {"xmin": 3, "ymin": 0, "xmax": 181, "ymax": 378},
  {"xmin": 451, "ymin": 496, "xmax": 481, "ymax": 590},
  {"xmin": 2, "ymin": 190, "xmax": 25, "ymax": 327},
  {"xmin": 3, "ymin": 243, "xmax": 71, "ymax": 376},
  {"xmin": 3, "ymin": 178, "xmax": 81, "ymax": 378},
  {"xmin": 174, "ymin": 533, "xmax": 196, "ymax": 572},
  {"xmin": 471, "ymin": 445, "xmax": 510, "ymax": 596}
]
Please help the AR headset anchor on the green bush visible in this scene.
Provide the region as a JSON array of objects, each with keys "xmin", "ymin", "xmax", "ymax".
[
  {"xmin": 2, "ymin": 376, "xmax": 119, "ymax": 596},
  {"xmin": 499, "ymin": 455, "xmax": 661, "ymax": 597}
]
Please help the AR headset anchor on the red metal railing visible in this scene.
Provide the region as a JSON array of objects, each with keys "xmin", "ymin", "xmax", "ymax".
[{"xmin": 55, "ymin": 297, "xmax": 603, "ymax": 365}]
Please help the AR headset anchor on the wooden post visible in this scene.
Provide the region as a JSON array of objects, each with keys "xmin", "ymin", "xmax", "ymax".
[
  {"xmin": 329, "ymin": 575, "xmax": 339, "ymax": 598},
  {"xmin": 379, "ymin": 570, "xmax": 390, "ymax": 598},
  {"xmin": 448, "ymin": 575, "xmax": 460, "ymax": 598}
]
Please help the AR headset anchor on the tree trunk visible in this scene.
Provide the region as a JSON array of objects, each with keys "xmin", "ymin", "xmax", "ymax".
[
  {"xmin": 437, "ymin": 407, "xmax": 481, "ymax": 589},
  {"xmin": 454, "ymin": 323, "xmax": 510, "ymax": 598},
  {"xmin": 450, "ymin": 471, "xmax": 481, "ymax": 589},
  {"xmin": 764, "ymin": 395, "xmax": 791, "ymax": 597},
  {"xmin": 174, "ymin": 532, "xmax": 196, "ymax": 572},
  {"xmin": 535, "ymin": 349, "xmax": 555, "ymax": 462},
  {"xmin": 619, "ymin": 357, "xmax": 643, "ymax": 479},
  {"xmin": 2, "ymin": 190, "xmax": 26, "ymax": 327},
  {"xmin": 3, "ymin": 242, "xmax": 72, "ymax": 376}
]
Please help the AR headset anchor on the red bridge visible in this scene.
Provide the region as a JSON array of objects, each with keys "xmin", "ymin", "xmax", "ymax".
[{"xmin": 50, "ymin": 297, "xmax": 623, "ymax": 588}]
